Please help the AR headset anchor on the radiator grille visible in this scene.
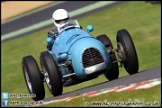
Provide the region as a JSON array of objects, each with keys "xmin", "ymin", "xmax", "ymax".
[{"xmin": 82, "ymin": 48, "xmax": 104, "ymax": 68}]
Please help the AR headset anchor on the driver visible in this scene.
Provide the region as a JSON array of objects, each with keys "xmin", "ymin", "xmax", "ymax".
[{"xmin": 47, "ymin": 9, "xmax": 70, "ymax": 51}]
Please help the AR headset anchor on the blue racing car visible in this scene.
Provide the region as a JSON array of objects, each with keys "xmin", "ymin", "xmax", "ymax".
[{"xmin": 22, "ymin": 20, "xmax": 139, "ymax": 101}]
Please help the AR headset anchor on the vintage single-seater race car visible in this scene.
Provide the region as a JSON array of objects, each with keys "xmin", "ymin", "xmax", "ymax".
[{"xmin": 22, "ymin": 20, "xmax": 139, "ymax": 101}]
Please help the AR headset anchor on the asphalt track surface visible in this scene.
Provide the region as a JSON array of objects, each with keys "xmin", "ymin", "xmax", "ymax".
[
  {"xmin": 42, "ymin": 66, "xmax": 161, "ymax": 103},
  {"xmin": 1, "ymin": 1, "xmax": 128, "ymax": 42}
]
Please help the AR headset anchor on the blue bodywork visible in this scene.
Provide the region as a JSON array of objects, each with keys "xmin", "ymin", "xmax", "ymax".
[{"xmin": 47, "ymin": 23, "xmax": 112, "ymax": 81}]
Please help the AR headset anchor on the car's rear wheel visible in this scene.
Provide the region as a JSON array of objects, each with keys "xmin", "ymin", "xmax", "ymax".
[
  {"xmin": 116, "ymin": 29, "xmax": 139, "ymax": 75},
  {"xmin": 22, "ymin": 55, "xmax": 45, "ymax": 101},
  {"xmin": 40, "ymin": 51, "xmax": 49, "ymax": 68},
  {"xmin": 97, "ymin": 34, "xmax": 119, "ymax": 81},
  {"xmin": 40, "ymin": 52, "xmax": 63, "ymax": 96}
]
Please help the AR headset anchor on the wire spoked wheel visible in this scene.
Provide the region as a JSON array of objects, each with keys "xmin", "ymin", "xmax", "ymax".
[
  {"xmin": 40, "ymin": 51, "xmax": 63, "ymax": 96},
  {"xmin": 116, "ymin": 29, "xmax": 139, "ymax": 75},
  {"xmin": 22, "ymin": 55, "xmax": 45, "ymax": 101}
]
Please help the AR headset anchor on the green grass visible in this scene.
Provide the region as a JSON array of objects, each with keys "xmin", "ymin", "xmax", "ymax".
[{"xmin": 1, "ymin": 1, "xmax": 161, "ymax": 107}]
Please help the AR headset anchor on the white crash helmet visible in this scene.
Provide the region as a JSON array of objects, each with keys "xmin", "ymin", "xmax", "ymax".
[{"xmin": 52, "ymin": 9, "xmax": 69, "ymax": 29}]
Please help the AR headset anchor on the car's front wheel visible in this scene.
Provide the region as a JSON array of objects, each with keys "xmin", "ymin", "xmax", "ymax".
[
  {"xmin": 116, "ymin": 29, "xmax": 139, "ymax": 75},
  {"xmin": 22, "ymin": 55, "xmax": 45, "ymax": 101}
]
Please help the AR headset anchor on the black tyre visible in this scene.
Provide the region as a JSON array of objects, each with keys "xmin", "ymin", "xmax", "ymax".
[
  {"xmin": 116, "ymin": 29, "xmax": 139, "ymax": 75},
  {"xmin": 97, "ymin": 34, "xmax": 119, "ymax": 81},
  {"xmin": 40, "ymin": 51, "xmax": 49, "ymax": 68},
  {"xmin": 22, "ymin": 56, "xmax": 45, "ymax": 101},
  {"xmin": 40, "ymin": 52, "xmax": 63, "ymax": 96}
]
